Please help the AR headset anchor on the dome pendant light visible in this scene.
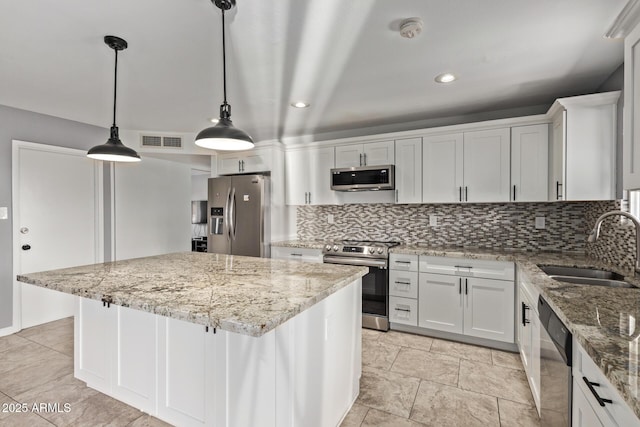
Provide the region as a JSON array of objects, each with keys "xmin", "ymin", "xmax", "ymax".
[
  {"xmin": 87, "ymin": 36, "xmax": 141, "ymax": 163},
  {"xmin": 195, "ymin": 0, "xmax": 254, "ymax": 151}
]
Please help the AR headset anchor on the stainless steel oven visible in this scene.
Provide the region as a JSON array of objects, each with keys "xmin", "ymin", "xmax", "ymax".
[{"xmin": 323, "ymin": 240, "xmax": 399, "ymax": 331}]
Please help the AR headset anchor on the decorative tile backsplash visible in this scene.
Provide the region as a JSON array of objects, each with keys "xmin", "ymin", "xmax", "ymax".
[{"xmin": 298, "ymin": 200, "xmax": 638, "ymax": 269}]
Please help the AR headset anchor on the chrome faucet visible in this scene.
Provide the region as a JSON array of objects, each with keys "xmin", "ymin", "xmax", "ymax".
[{"xmin": 587, "ymin": 210, "xmax": 640, "ymax": 272}]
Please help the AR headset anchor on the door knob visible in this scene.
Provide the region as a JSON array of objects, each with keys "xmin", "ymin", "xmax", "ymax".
[{"xmin": 21, "ymin": 244, "xmax": 31, "ymax": 251}]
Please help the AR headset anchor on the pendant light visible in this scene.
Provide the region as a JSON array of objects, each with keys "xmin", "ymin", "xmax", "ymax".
[
  {"xmin": 195, "ymin": 0, "xmax": 254, "ymax": 151},
  {"xmin": 87, "ymin": 36, "xmax": 141, "ymax": 162}
]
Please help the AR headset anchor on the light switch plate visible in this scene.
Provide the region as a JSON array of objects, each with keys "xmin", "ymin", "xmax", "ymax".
[
  {"xmin": 0, "ymin": 207, "xmax": 7, "ymax": 220},
  {"xmin": 535, "ymin": 216, "xmax": 546, "ymax": 229},
  {"xmin": 429, "ymin": 214, "xmax": 439, "ymax": 227}
]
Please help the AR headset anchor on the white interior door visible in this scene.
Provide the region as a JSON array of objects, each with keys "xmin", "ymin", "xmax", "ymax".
[{"xmin": 13, "ymin": 140, "xmax": 103, "ymax": 329}]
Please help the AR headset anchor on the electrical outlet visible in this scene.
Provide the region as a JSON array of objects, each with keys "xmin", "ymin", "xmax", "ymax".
[
  {"xmin": 0, "ymin": 207, "xmax": 7, "ymax": 220},
  {"xmin": 328, "ymin": 214, "xmax": 334, "ymax": 224},
  {"xmin": 429, "ymin": 214, "xmax": 439, "ymax": 227},
  {"xmin": 535, "ymin": 216, "xmax": 546, "ymax": 229}
]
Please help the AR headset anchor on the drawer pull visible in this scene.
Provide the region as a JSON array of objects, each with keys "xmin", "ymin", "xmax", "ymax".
[
  {"xmin": 395, "ymin": 260, "xmax": 411, "ymax": 264},
  {"xmin": 454, "ymin": 265, "xmax": 473, "ymax": 269},
  {"xmin": 394, "ymin": 308, "xmax": 411, "ymax": 312},
  {"xmin": 582, "ymin": 377, "xmax": 613, "ymax": 407},
  {"xmin": 394, "ymin": 281, "xmax": 411, "ymax": 285},
  {"xmin": 290, "ymin": 253, "xmax": 303, "ymax": 256},
  {"xmin": 521, "ymin": 302, "xmax": 530, "ymax": 326}
]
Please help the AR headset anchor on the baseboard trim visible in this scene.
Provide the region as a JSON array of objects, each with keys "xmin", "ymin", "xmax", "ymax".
[{"xmin": 389, "ymin": 323, "xmax": 518, "ymax": 352}]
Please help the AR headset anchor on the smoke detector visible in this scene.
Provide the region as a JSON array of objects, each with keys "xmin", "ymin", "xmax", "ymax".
[{"xmin": 400, "ymin": 17, "xmax": 423, "ymax": 39}]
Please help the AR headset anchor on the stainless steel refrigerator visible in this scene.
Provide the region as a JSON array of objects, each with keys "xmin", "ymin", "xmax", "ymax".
[{"xmin": 207, "ymin": 175, "xmax": 270, "ymax": 257}]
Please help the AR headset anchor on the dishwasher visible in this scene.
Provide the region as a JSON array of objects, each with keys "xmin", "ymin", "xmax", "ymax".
[{"xmin": 538, "ymin": 296, "xmax": 572, "ymax": 427}]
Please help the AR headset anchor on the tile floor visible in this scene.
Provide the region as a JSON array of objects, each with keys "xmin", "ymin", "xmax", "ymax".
[{"xmin": 0, "ymin": 318, "xmax": 539, "ymax": 426}]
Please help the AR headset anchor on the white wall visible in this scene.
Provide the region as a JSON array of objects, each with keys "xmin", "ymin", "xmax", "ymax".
[
  {"xmin": 115, "ymin": 157, "xmax": 191, "ymax": 260},
  {"xmin": 191, "ymin": 174, "xmax": 209, "ymax": 201}
]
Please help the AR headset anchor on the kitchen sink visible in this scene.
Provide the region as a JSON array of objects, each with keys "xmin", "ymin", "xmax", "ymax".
[{"xmin": 537, "ymin": 265, "xmax": 635, "ymax": 289}]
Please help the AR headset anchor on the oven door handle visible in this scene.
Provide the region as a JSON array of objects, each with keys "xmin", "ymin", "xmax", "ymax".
[{"xmin": 323, "ymin": 256, "xmax": 388, "ymax": 268}]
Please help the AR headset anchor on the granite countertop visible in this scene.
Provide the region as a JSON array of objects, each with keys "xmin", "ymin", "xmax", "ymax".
[
  {"xmin": 17, "ymin": 252, "xmax": 367, "ymax": 338},
  {"xmin": 392, "ymin": 244, "xmax": 640, "ymax": 420},
  {"xmin": 271, "ymin": 240, "xmax": 327, "ymax": 250}
]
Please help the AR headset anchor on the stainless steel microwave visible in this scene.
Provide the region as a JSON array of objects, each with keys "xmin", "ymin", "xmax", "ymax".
[{"xmin": 330, "ymin": 165, "xmax": 395, "ymax": 191}]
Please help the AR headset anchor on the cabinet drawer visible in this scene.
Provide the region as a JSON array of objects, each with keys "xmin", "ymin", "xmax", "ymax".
[
  {"xmin": 419, "ymin": 256, "xmax": 514, "ymax": 281},
  {"xmin": 573, "ymin": 340, "xmax": 640, "ymax": 427},
  {"xmin": 271, "ymin": 247, "xmax": 323, "ymax": 263},
  {"xmin": 389, "ymin": 296, "xmax": 418, "ymax": 326},
  {"xmin": 390, "ymin": 253, "xmax": 419, "ymax": 271},
  {"xmin": 389, "ymin": 270, "xmax": 418, "ymax": 299}
]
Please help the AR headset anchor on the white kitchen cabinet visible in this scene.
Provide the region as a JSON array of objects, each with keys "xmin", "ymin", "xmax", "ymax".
[
  {"xmin": 271, "ymin": 246, "xmax": 323, "ymax": 263},
  {"xmin": 218, "ymin": 147, "xmax": 271, "ymax": 175},
  {"xmin": 389, "ymin": 253, "xmax": 419, "ymax": 327},
  {"xmin": 418, "ymin": 273, "xmax": 463, "ymax": 334},
  {"xmin": 518, "ymin": 273, "xmax": 540, "ymax": 413},
  {"xmin": 285, "ymin": 146, "xmax": 337, "ymax": 205},
  {"xmin": 573, "ymin": 340, "xmax": 640, "ymax": 427},
  {"xmin": 422, "ymin": 133, "xmax": 463, "ymax": 203},
  {"xmin": 394, "ymin": 137, "xmax": 422, "ymax": 204},
  {"xmin": 463, "ymin": 128, "xmax": 511, "ymax": 202},
  {"xmin": 511, "ymin": 124, "xmax": 549, "ymax": 202},
  {"xmin": 334, "ymin": 140, "xmax": 394, "ymax": 168},
  {"xmin": 418, "ymin": 256, "xmax": 515, "ymax": 343},
  {"xmin": 75, "ymin": 298, "xmax": 113, "ymax": 395},
  {"xmin": 548, "ymin": 92, "xmax": 619, "ymax": 200},
  {"xmin": 422, "ymin": 129, "xmax": 510, "ymax": 203},
  {"xmin": 625, "ymin": 22, "xmax": 640, "ymax": 191}
]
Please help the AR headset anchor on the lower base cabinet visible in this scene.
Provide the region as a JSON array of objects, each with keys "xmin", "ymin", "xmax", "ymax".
[
  {"xmin": 517, "ymin": 271, "xmax": 541, "ymax": 413},
  {"xmin": 75, "ymin": 279, "xmax": 362, "ymax": 427}
]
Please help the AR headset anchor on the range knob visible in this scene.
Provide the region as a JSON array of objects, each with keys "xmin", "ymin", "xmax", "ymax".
[
  {"xmin": 368, "ymin": 247, "xmax": 375, "ymax": 254},
  {"xmin": 333, "ymin": 245, "xmax": 339, "ymax": 252},
  {"xmin": 325, "ymin": 244, "xmax": 332, "ymax": 251},
  {"xmin": 377, "ymin": 247, "xmax": 384, "ymax": 254}
]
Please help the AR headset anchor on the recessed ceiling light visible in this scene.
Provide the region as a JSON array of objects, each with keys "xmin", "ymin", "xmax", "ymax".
[
  {"xmin": 435, "ymin": 73, "xmax": 457, "ymax": 83},
  {"xmin": 209, "ymin": 118, "xmax": 219, "ymax": 124},
  {"xmin": 291, "ymin": 101, "xmax": 310, "ymax": 108}
]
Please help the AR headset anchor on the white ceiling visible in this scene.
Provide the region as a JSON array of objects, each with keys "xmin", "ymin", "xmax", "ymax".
[{"xmin": 0, "ymin": 0, "xmax": 627, "ymax": 143}]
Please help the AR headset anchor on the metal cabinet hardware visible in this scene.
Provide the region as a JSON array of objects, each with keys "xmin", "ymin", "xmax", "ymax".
[
  {"xmin": 363, "ymin": 153, "xmax": 367, "ymax": 165},
  {"xmin": 394, "ymin": 280, "xmax": 411, "ymax": 285},
  {"xmin": 21, "ymin": 244, "xmax": 31, "ymax": 251},
  {"xmin": 458, "ymin": 278, "xmax": 462, "ymax": 294},
  {"xmin": 459, "ymin": 186, "xmax": 462, "ymax": 202},
  {"xmin": 513, "ymin": 185, "xmax": 516, "ymax": 201},
  {"xmin": 308, "ymin": 192, "xmax": 311, "ymax": 204},
  {"xmin": 465, "ymin": 278, "xmax": 468, "ymax": 295},
  {"xmin": 454, "ymin": 265, "xmax": 473, "ymax": 269},
  {"xmin": 304, "ymin": 192, "xmax": 309, "ymax": 204},
  {"xmin": 395, "ymin": 260, "xmax": 411, "ymax": 264},
  {"xmin": 556, "ymin": 181, "xmax": 562, "ymax": 200},
  {"xmin": 582, "ymin": 377, "xmax": 613, "ymax": 407},
  {"xmin": 290, "ymin": 253, "xmax": 303, "ymax": 257},
  {"xmin": 394, "ymin": 307, "xmax": 411, "ymax": 312},
  {"xmin": 359, "ymin": 153, "xmax": 363, "ymax": 166},
  {"xmin": 465, "ymin": 186, "xmax": 468, "ymax": 201},
  {"xmin": 521, "ymin": 302, "xmax": 530, "ymax": 325},
  {"xmin": 395, "ymin": 189, "xmax": 398, "ymax": 203}
]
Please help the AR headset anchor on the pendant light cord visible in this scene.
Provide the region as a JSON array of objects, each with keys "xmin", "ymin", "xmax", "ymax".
[
  {"xmin": 113, "ymin": 48, "xmax": 118, "ymax": 128},
  {"xmin": 222, "ymin": 8, "xmax": 227, "ymax": 105}
]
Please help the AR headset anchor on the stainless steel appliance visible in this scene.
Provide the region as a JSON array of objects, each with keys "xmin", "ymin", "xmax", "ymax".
[
  {"xmin": 207, "ymin": 175, "xmax": 270, "ymax": 257},
  {"xmin": 191, "ymin": 200, "xmax": 207, "ymax": 224},
  {"xmin": 538, "ymin": 295, "xmax": 572, "ymax": 427},
  {"xmin": 323, "ymin": 240, "xmax": 400, "ymax": 331},
  {"xmin": 330, "ymin": 165, "xmax": 395, "ymax": 191}
]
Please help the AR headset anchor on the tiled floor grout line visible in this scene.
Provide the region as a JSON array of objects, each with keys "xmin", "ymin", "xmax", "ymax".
[{"xmin": 17, "ymin": 334, "xmax": 71, "ymax": 359}]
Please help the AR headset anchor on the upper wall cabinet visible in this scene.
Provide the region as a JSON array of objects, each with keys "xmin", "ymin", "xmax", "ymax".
[
  {"xmin": 334, "ymin": 140, "xmax": 394, "ymax": 168},
  {"xmin": 285, "ymin": 146, "xmax": 337, "ymax": 205},
  {"xmin": 511, "ymin": 124, "xmax": 549, "ymax": 202},
  {"xmin": 395, "ymin": 137, "xmax": 422, "ymax": 204},
  {"xmin": 625, "ymin": 23, "xmax": 640, "ymax": 190},
  {"xmin": 548, "ymin": 91, "xmax": 619, "ymax": 201},
  {"xmin": 218, "ymin": 147, "xmax": 272, "ymax": 175},
  {"xmin": 423, "ymin": 129, "xmax": 510, "ymax": 203}
]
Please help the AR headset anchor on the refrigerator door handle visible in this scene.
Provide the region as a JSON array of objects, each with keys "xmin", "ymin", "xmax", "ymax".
[
  {"xmin": 225, "ymin": 187, "xmax": 231, "ymax": 242},
  {"xmin": 229, "ymin": 187, "xmax": 237, "ymax": 241}
]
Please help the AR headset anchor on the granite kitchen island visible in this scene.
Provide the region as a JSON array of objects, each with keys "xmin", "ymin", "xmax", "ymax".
[{"xmin": 17, "ymin": 252, "xmax": 367, "ymax": 427}]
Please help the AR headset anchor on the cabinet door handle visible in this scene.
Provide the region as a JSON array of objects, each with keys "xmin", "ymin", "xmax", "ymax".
[
  {"xmin": 394, "ymin": 280, "xmax": 411, "ymax": 285},
  {"xmin": 556, "ymin": 181, "xmax": 562, "ymax": 200},
  {"xmin": 395, "ymin": 260, "xmax": 411, "ymax": 264},
  {"xmin": 521, "ymin": 302, "xmax": 530, "ymax": 326},
  {"xmin": 395, "ymin": 189, "xmax": 398, "ymax": 203},
  {"xmin": 454, "ymin": 265, "xmax": 473, "ymax": 269},
  {"xmin": 465, "ymin": 186, "xmax": 468, "ymax": 202},
  {"xmin": 465, "ymin": 278, "xmax": 468, "ymax": 295},
  {"xmin": 304, "ymin": 192, "xmax": 308, "ymax": 204},
  {"xmin": 459, "ymin": 186, "xmax": 462, "ymax": 202},
  {"xmin": 238, "ymin": 160, "xmax": 241, "ymax": 172},
  {"xmin": 582, "ymin": 377, "xmax": 613, "ymax": 407},
  {"xmin": 308, "ymin": 192, "xmax": 311, "ymax": 204},
  {"xmin": 359, "ymin": 153, "xmax": 363, "ymax": 166},
  {"xmin": 394, "ymin": 307, "xmax": 411, "ymax": 312},
  {"xmin": 363, "ymin": 153, "xmax": 367, "ymax": 165},
  {"xmin": 513, "ymin": 185, "xmax": 516, "ymax": 201},
  {"xmin": 290, "ymin": 253, "xmax": 303, "ymax": 257},
  {"xmin": 458, "ymin": 278, "xmax": 462, "ymax": 294}
]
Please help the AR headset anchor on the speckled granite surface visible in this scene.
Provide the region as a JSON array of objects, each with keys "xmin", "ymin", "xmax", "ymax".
[
  {"xmin": 271, "ymin": 240, "xmax": 326, "ymax": 249},
  {"xmin": 17, "ymin": 252, "xmax": 367, "ymax": 338},
  {"xmin": 392, "ymin": 244, "xmax": 640, "ymax": 420}
]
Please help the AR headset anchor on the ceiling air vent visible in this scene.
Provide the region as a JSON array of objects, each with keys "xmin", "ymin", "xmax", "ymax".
[
  {"xmin": 139, "ymin": 134, "xmax": 183, "ymax": 149},
  {"xmin": 141, "ymin": 135, "xmax": 161, "ymax": 147}
]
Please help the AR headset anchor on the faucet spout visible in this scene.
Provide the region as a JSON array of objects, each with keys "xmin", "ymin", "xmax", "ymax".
[{"xmin": 588, "ymin": 210, "xmax": 640, "ymax": 272}]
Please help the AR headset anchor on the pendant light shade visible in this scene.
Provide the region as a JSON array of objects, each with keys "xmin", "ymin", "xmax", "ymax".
[
  {"xmin": 87, "ymin": 36, "xmax": 141, "ymax": 163},
  {"xmin": 195, "ymin": 0, "xmax": 254, "ymax": 151}
]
